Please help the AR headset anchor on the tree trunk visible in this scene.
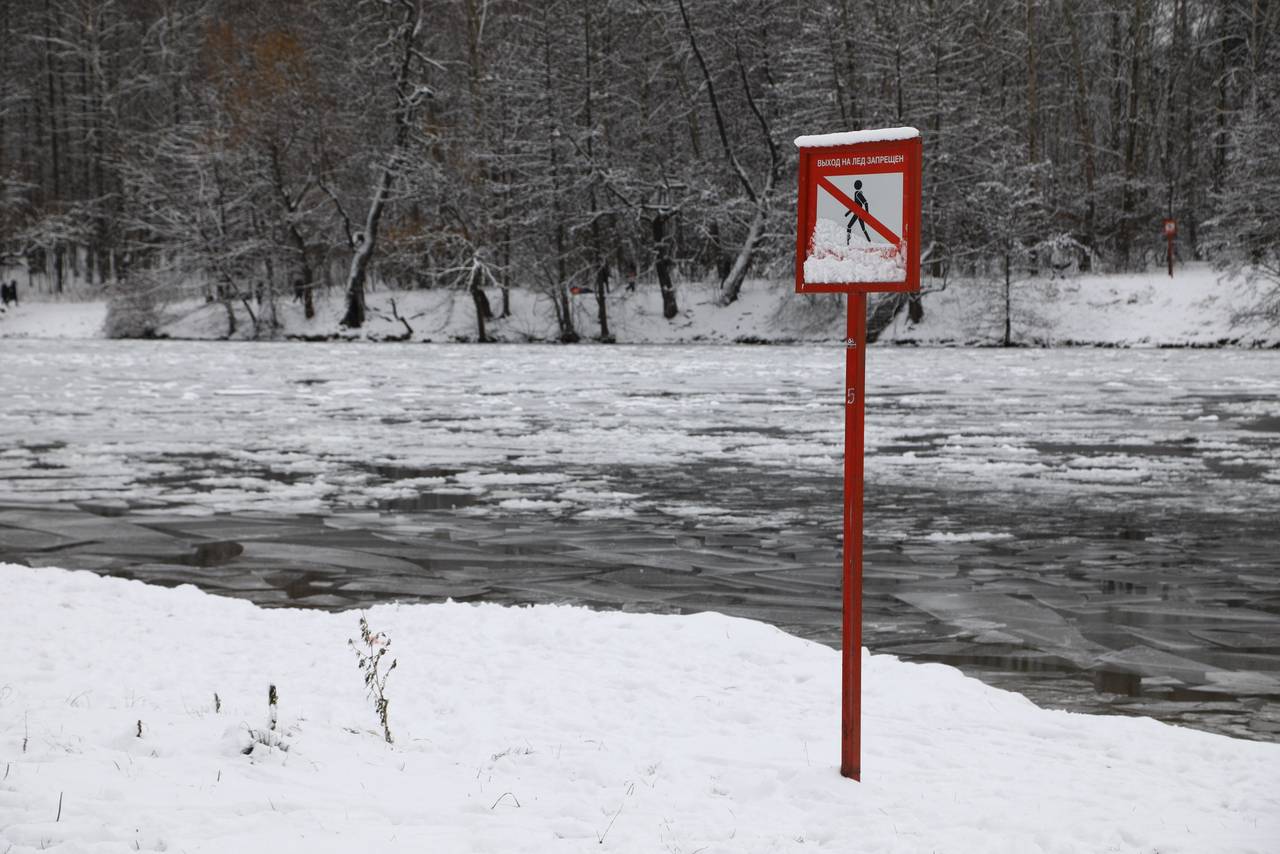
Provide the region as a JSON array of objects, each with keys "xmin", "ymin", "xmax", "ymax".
[
  {"xmin": 1211, "ymin": 0, "xmax": 1229, "ymax": 197},
  {"xmin": 710, "ymin": 221, "xmax": 731, "ymax": 282},
  {"xmin": 239, "ymin": 294, "xmax": 259, "ymax": 338},
  {"xmin": 1025, "ymin": 0, "xmax": 1039, "ymax": 165},
  {"xmin": 580, "ymin": 2, "xmax": 610, "ymax": 342},
  {"xmin": 1117, "ymin": 0, "xmax": 1147, "ymax": 269},
  {"xmin": 594, "ymin": 263, "xmax": 611, "ymax": 341},
  {"xmin": 341, "ymin": 238, "xmax": 372, "ymax": 328},
  {"xmin": 652, "ymin": 213, "xmax": 678, "ymax": 320},
  {"xmin": 341, "ymin": 2, "xmax": 423, "ymax": 328},
  {"xmin": 470, "ymin": 268, "xmax": 490, "ymax": 342},
  {"xmin": 549, "ymin": 282, "xmax": 578, "ymax": 343},
  {"xmin": 719, "ymin": 192, "xmax": 771, "ymax": 306},
  {"xmin": 283, "ymin": 223, "xmax": 315, "ymax": 321},
  {"xmin": 1003, "ymin": 252, "xmax": 1013, "ymax": 347},
  {"xmin": 500, "ymin": 220, "xmax": 512, "ymax": 317},
  {"xmin": 222, "ymin": 294, "xmax": 237, "ymax": 339},
  {"xmin": 907, "ymin": 293, "xmax": 924, "ymax": 323},
  {"xmin": 44, "ymin": 0, "xmax": 61, "ymax": 203},
  {"xmin": 1178, "ymin": 0, "xmax": 1198, "ymax": 258},
  {"xmin": 678, "ymin": 0, "xmax": 778, "ymax": 308},
  {"xmin": 1066, "ymin": 0, "xmax": 1097, "ymax": 269}
]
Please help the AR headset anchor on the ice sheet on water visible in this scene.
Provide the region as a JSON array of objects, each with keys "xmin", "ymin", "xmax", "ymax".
[
  {"xmin": 895, "ymin": 591, "xmax": 1101, "ymax": 664},
  {"xmin": 497, "ymin": 498, "xmax": 574, "ymax": 512},
  {"xmin": 923, "ymin": 531, "xmax": 1013, "ymax": 543},
  {"xmin": 455, "ymin": 470, "xmax": 572, "ymax": 486},
  {"xmin": 0, "ymin": 342, "xmax": 1277, "ymax": 519},
  {"xmin": 1093, "ymin": 645, "xmax": 1210, "ymax": 682},
  {"xmin": 1201, "ymin": 670, "xmax": 1280, "ymax": 696}
]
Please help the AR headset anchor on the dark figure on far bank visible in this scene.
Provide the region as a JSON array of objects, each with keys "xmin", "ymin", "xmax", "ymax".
[
  {"xmin": 0, "ymin": 280, "xmax": 17, "ymax": 307},
  {"xmin": 845, "ymin": 180, "xmax": 870, "ymax": 244}
]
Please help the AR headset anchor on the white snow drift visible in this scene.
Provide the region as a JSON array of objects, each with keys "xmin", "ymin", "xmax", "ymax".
[
  {"xmin": 1, "ymin": 266, "xmax": 1277, "ymax": 346},
  {"xmin": 1, "ymin": 564, "xmax": 1276, "ymax": 853}
]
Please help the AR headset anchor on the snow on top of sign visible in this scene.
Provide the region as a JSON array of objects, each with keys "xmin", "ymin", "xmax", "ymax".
[{"xmin": 794, "ymin": 127, "xmax": 920, "ymax": 148}]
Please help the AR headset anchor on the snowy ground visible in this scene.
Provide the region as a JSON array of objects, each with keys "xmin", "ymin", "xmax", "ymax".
[
  {"xmin": 0, "ymin": 299, "xmax": 109, "ymax": 340},
  {"xmin": 1, "ymin": 264, "xmax": 1276, "ymax": 346},
  {"xmin": 884, "ymin": 264, "xmax": 1280, "ymax": 347},
  {"xmin": 2, "ymin": 564, "xmax": 1277, "ymax": 854}
]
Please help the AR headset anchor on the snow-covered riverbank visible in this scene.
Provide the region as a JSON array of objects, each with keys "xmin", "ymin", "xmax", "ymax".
[
  {"xmin": 1, "ymin": 564, "xmax": 1277, "ymax": 854},
  {"xmin": 1, "ymin": 265, "xmax": 1275, "ymax": 346}
]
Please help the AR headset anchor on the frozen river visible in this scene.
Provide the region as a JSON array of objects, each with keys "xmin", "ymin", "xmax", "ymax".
[{"xmin": 2, "ymin": 340, "xmax": 1278, "ymax": 739}]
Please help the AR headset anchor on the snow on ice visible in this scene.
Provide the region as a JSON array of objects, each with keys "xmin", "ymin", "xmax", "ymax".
[
  {"xmin": 1, "ymin": 342, "xmax": 1278, "ymax": 520},
  {"xmin": 1, "ymin": 564, "xmax": 1277, "ymax": 854}
]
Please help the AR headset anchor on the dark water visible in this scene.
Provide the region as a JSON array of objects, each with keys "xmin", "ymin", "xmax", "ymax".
[{"xmin": 3, "ymin": 466, "xmax": 1278, "ymax": 741}]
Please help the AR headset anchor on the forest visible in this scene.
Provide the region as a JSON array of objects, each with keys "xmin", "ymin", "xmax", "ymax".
[{"xmin": 0, "ymin": 0, "xmax": 1276, "ymax": 338}]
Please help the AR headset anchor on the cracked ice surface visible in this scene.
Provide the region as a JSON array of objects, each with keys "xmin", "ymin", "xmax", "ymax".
[{"xmin": 0, "ymin": 341, "xmax": 1276, "ymax": 519}]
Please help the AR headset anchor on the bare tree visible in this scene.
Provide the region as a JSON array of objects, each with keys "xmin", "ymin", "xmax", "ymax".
[
  {"xmin": 676, "ymin": 0, "xmax": 779, "ymax": 305},
  {"xmin": 331, "ymin": 0, "xmax": 438, "ymax": 329},
  {"xmin": 0, "ymin": 0, "xmax": 1274, "ymax": 334}
]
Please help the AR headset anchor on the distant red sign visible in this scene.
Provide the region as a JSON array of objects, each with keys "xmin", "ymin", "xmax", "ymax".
[
  {"xmin": 794, "ymin": 130, "xmax": 922, "ymax": 295},
  {"xmin": 1163, "ymin": 218, "xmax": 1177, "ymax": 277}
]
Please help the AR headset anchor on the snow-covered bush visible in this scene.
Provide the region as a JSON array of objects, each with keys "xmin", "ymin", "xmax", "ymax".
[{"xmin": 104, "ymin": 274, "xmax": 163, "ymax": 338}]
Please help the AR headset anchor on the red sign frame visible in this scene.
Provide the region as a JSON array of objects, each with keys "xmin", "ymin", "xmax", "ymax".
[{"xmin": 795, "ymin": 136, "xmax": 923, "ymax": 294}]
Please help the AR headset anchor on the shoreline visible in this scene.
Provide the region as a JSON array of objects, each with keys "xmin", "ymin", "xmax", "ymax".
[{"xmin": 3, "ymin": 266, "xmax": 1277, "ymax": 348}]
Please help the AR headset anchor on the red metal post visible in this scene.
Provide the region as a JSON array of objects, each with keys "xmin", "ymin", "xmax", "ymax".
[
  {"xmin": 1167, "ymin": 233, "xmax": 1174, "ymax": 278},
  {"xmin": 841, "ymin": 293, "xmax": 867, "ymax": 781}
]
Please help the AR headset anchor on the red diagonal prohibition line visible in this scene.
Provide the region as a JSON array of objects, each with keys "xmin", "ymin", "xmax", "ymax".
[{"xmin": 817, "ymin": 175, "xmax": 902, "ymax": 245}]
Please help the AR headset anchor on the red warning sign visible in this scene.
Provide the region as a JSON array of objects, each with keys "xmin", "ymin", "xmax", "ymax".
[
  {"xmin": 791, "ymin": 127, "xmax": 923, "ymax": 782},
  {"xmin": 794, "ymin": 129, "xmax": 922, "ymax": 294}
]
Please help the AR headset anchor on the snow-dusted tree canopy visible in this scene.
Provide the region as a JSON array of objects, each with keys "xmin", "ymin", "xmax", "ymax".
[{"xmin": 0, "ymin": 0, "xmax": 1276, "ymax": 319}]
